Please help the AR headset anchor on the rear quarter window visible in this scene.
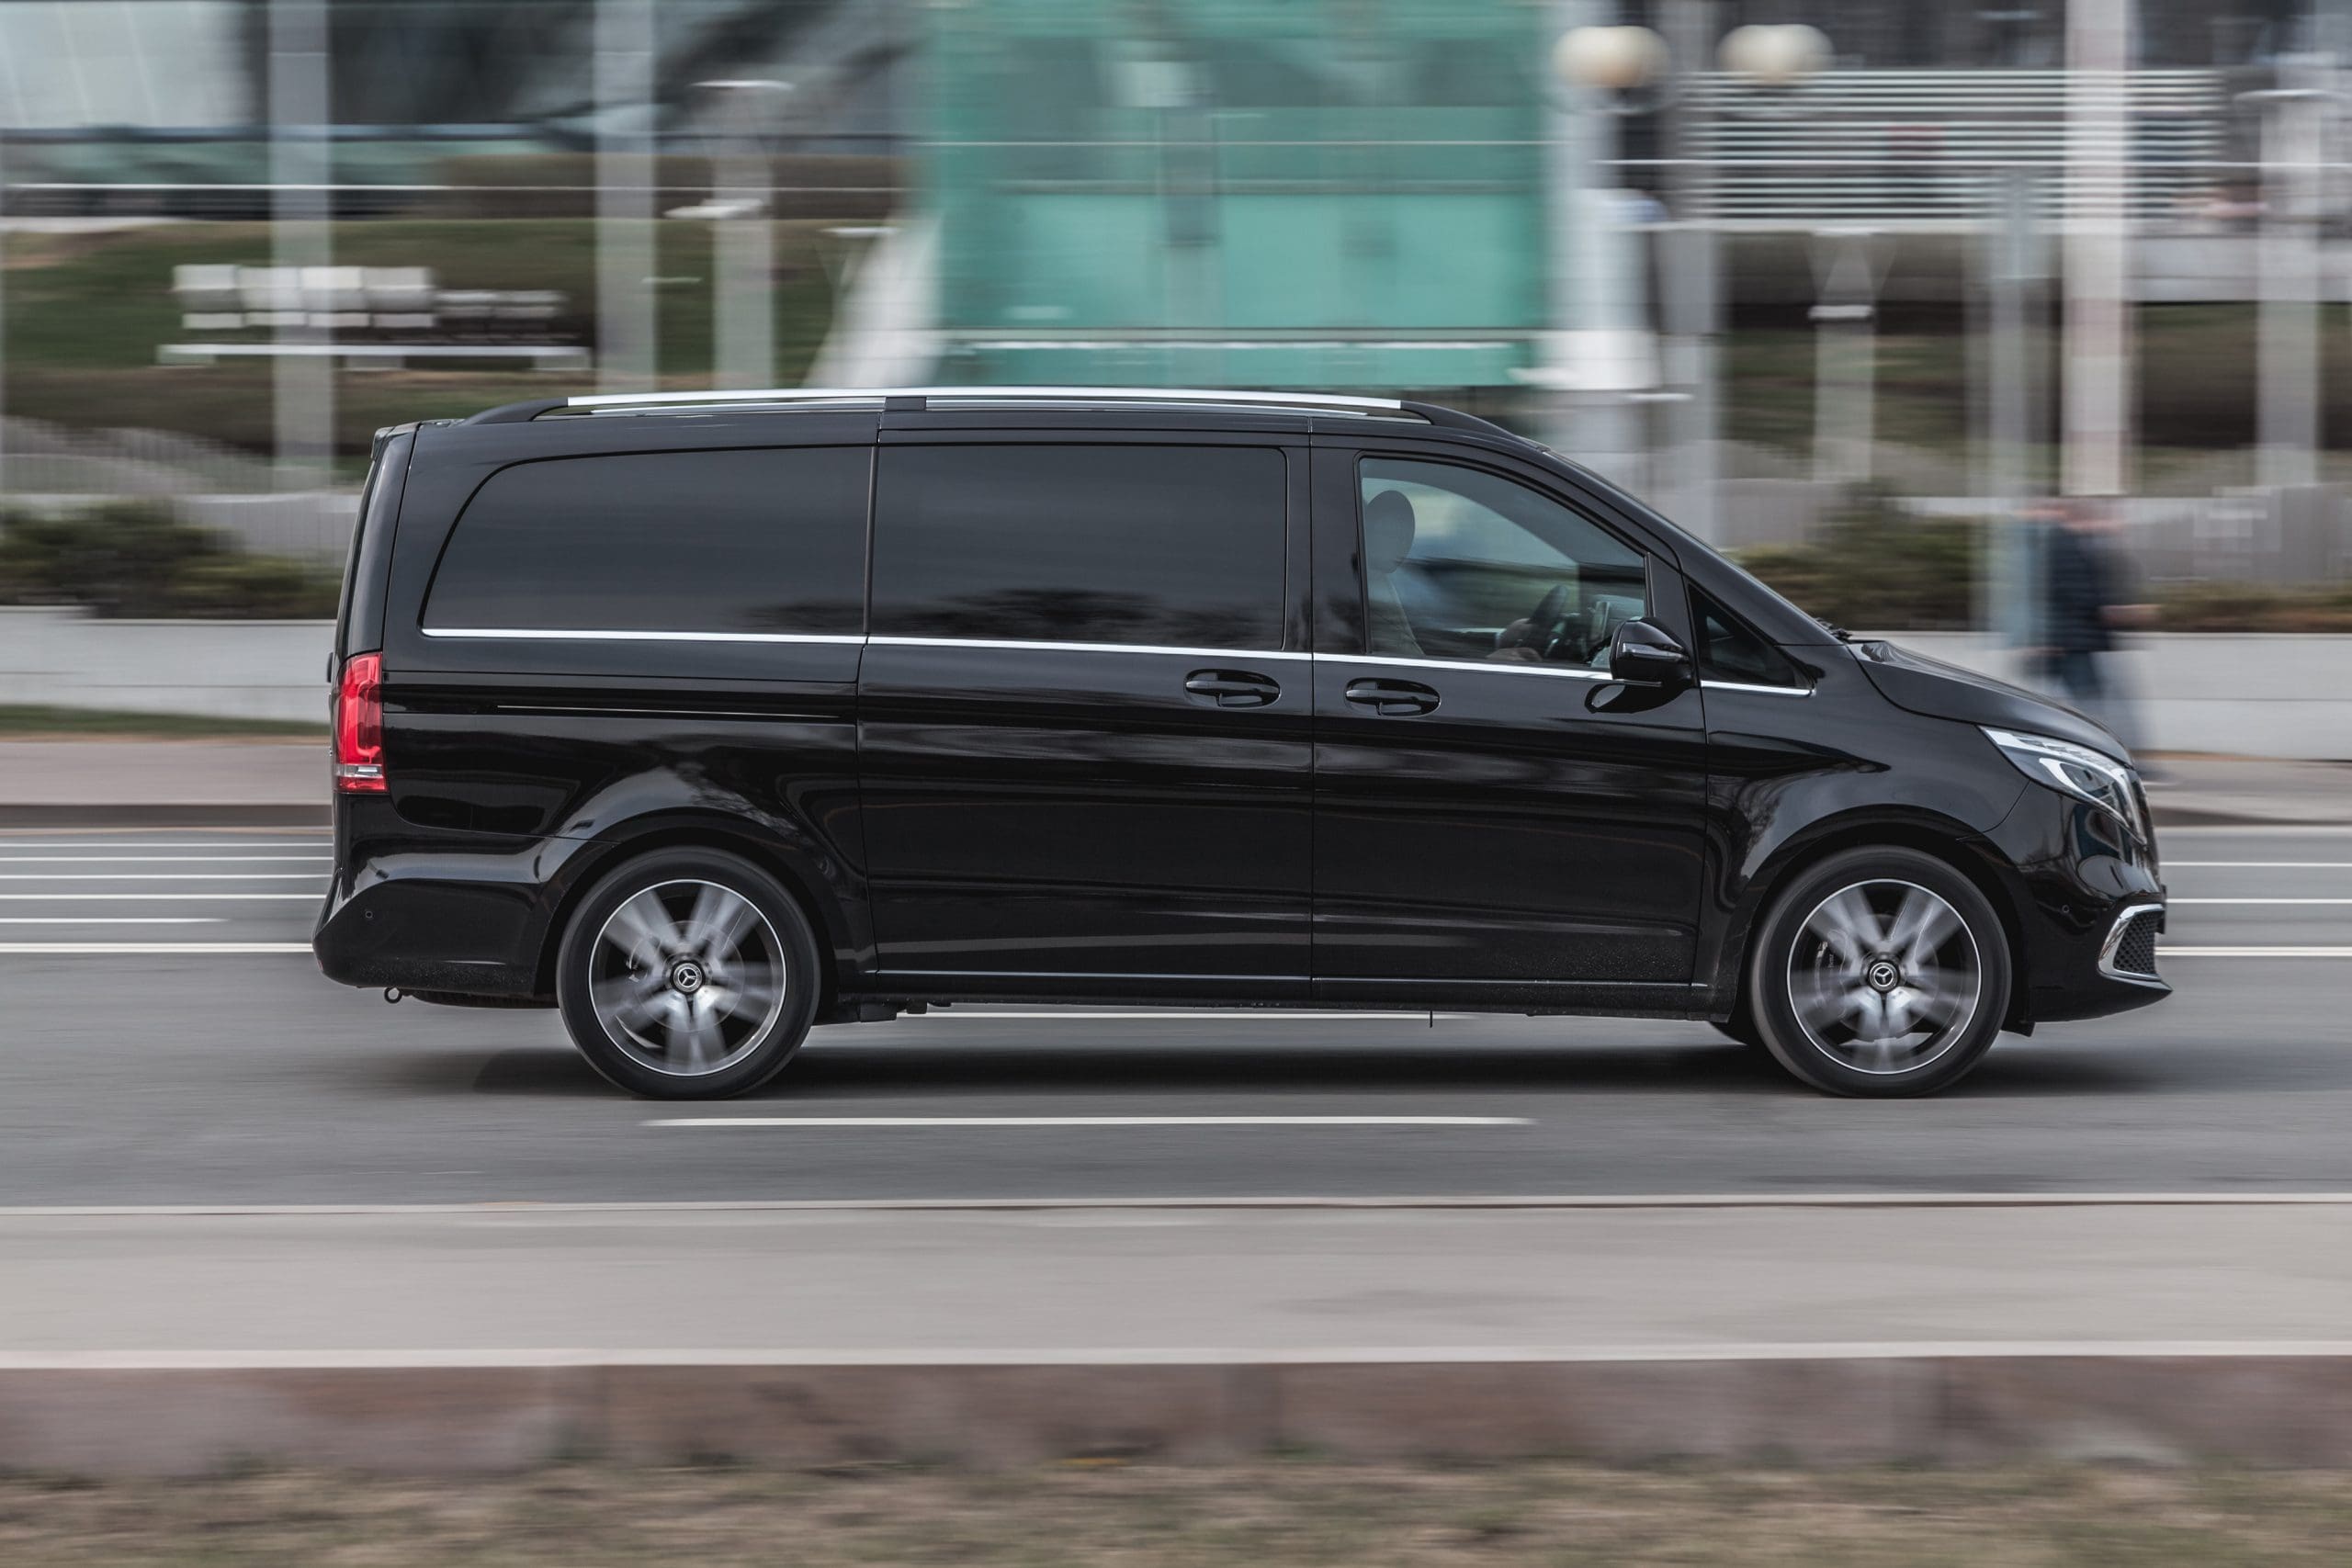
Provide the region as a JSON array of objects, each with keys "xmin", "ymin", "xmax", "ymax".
[{"xmin": 422, "ymin": 446, "xmax": 869, "ymax": 635}]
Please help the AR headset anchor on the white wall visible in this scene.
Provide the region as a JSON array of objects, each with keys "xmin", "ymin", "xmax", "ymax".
[
  {"xmin": 1, "ymin": 609, "xmax": 2346, "ymax": 760},
  {"xmin": 1860, "ymin": 632, "xmax": 2352, "ymax": 761},
  {"xmin": 0, "ymin": 608, "xmax": 332, "ymax": 725}
]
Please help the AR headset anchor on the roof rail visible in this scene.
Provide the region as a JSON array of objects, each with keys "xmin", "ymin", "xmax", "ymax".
[{"xmin": 467, "ymin": 386, "xmax": 1426, "ymax": 424}]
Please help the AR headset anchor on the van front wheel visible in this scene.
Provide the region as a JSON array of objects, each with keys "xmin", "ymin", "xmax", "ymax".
[
  {"xmin": 555, "ymin": 848, "xmax": 820, "ymax": 1099},
  {"xmin": 1747, "ymin": 847, "xmax": 2010, "ymax": 1098}
]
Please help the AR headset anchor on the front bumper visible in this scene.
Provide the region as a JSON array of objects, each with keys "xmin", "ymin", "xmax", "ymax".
[{"xmin": 1989, "ymin": 784, "xmax": 2170, "ymax": 1025}]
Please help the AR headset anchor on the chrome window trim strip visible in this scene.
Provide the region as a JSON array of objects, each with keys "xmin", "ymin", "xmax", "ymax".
[
  {"xmin": 2096, "ymin": 902, "xmax": 2167, "ymax": 987},
  {"xmin": 1700, "ymin": 679, "xmax": 1814, "ymax": 697},
  {"xmin": 1313, "ymin": 652, "xmax": 1611, "ymax": 682},
  {"xmin": 422, "ymin": 628, "xmax": 863, "ymax": 645},
  {"xmin": 869, "ymin": 636, "xmax": 1311, "ymax": 662}
]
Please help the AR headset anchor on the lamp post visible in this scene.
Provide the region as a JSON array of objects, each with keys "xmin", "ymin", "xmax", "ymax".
[
  {"xmin": 2063, "ymin": 0, "xmax": 2132, "ymax": 500},
  {"xmin": 267, "ymin": 0, "xmax": 333, "ymax": 493},
  {"xmin": 1540, "ymin": 14, "xmax": 1830, "ymax": 526},
  {"xmin": 1533, "ymin": 11, "xmax": 1666, "ymax": 494},
  {"xmin": 1675, "ymin": 17, "xmax": 1832, "ymax": 536}
]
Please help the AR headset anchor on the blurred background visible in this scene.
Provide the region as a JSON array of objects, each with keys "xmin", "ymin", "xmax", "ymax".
[{"xmin": 0, "ymin": 0, "xmax": 2348, "ymax": 703}]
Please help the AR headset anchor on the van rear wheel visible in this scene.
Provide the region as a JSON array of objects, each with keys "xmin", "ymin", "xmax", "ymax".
[
  {"xmin": 555, "ymin": 848, "xmax": 820, "ymax": 1100},
  {"xmin": 1747, "ymin": 846, "xmax": 2009, "ymax": 1098}
]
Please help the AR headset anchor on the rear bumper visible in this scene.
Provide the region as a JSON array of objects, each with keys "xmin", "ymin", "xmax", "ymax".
[{"xmin": 312, "ymin": 840, "xmax": 555, "ymax": 1000}]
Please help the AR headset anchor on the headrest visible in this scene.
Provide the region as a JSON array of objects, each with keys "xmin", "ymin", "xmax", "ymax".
[{"xmin": 1363, "ymin": 490, "xmax": 1417, "ymax": 577}]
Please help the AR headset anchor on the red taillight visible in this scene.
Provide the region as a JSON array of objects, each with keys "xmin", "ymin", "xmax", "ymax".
[{"xmin": 334, "ymin": 651, "xmax": 386, "ymax": 794}]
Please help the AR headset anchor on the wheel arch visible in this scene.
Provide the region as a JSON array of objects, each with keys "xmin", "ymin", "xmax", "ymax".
[
  {"xmin": 529, "ymin": 815, "xmax": 861, "ymax": 1017},
  {"xmin": 1711, "ymin": 811, "xmax": 2036, "ymax": 1034}
]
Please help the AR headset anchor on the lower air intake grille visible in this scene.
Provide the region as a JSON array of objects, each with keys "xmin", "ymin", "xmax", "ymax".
[{"xmin": 2110, "ymin": 910, "xmax": 2160, "ymax": 978}]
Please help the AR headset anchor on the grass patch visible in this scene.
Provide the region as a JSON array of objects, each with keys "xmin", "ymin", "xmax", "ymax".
[
  {"xmin": 3, "ymin": 1462, "xmax": 2352, "ymax": 1566},
  {"xmin": 0, "ymin": 705, "xmax": 322, "ymax": 740}
]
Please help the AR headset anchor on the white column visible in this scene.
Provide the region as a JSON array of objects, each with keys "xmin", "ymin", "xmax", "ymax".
[
  {"xmin": 1811, "ymin": 228, "xmax": 1882, "ymax": 485},
  {"xmin": 1661, "ymin": 0, "xmax": 1720, "ymax": 541},
  {"xmin": 1986, "ymin": 170, "xmax": 2047, "ymax": 644},
  {"xmin": 2256, "ymin": 64, "xmax": 2325, "ymax": 492},
  {"xmin": 2062, "ymin": 0, "xmax": 2133, "ymax": 498},
  {"xmin": 594, "ymin": 0, "xmax": 660, "ymax": 393},
  {"xmin": 268, "ymin": 0, "xmax": 333, "ymax": 491},
  {"xmin": 712, "ymin": 89, "xmax": 781, "ymax": 391},
  {"xmin": 0, "ymin": 130, "xmax": 8, "ymax": 502}
]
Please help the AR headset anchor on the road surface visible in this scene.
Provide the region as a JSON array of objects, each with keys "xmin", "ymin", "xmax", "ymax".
[{"xmin": 3, "ymin": 823, "xmax": 2348, "ymax": 1205}]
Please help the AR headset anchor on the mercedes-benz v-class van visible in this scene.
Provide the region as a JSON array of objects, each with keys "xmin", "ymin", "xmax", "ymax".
[{"xmin": 315, "ymin": 387, "xmax": 2167, "ymax": 1098}]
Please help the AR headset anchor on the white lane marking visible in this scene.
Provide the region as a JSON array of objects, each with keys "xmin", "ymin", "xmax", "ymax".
[
  {"xmin": 13, "ymin": 1193, "xmax": 2352, "ymax": 1218},
  {"xmin": 0, "ymin": 855, "xmax": 329, "ymax": 864},
  {"xmin": 0, "ymin": 874, "xmax": 324, "ymax": 881},
  {"xmin": 0, "ymin": 942, "xmax": 311, "ymax": 953},
  {"xmin": 646, "ymin": 1115, "xmax": 1531, "ymax": 1130},
  {"xmin": 2169, "ymin": 897, "xmax": 2352, "ymax": 906},
  {"xmin": 2166, "ymin": 862, "xmax": 2352, "ymax": 869},
  {"xmin": 2161, "ymin": 825, "xmax": 2352, "ymax": 835},
  {"xmin": 3, "ymin": 1342, "xmax": 2352, "ymax": 1371},
  {"xmin": 2164, "ymin": 946, "xmax": 2352, "ymax": 956},
  {"xmin": 0, "ymin": 893, "xmax": 317, "ymax": 901},
  {"xmin": 0, "ymin": 918, "xmax": 220, "ymax": 925},
  {"xmin": 0, "ymin": 840, "xmax": 329, "ymax": 850},
  {"xmin": 5, "ymin": 1343, "xmax": 2352, "ymax": 1371},
  {"xmin": 925, "ymin": 1010, "xmax": 1473, "ymax": 1021}
]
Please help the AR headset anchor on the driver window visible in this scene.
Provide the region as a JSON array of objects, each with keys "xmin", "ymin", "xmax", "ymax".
[{"xmin": 1358, "ymin": 458, "xmax": 1647, "ymax": 669}]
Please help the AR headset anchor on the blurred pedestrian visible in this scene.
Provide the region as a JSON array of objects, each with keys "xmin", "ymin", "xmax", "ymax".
[{"xmin": 2031, "ymin": 497, "xmax": 2157, "ymax": 770}]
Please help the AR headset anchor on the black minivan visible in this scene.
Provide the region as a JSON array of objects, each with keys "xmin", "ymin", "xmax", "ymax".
[{"xmin": 316, "ymin": 387, "xmax": 2167, "ymax": 1099}]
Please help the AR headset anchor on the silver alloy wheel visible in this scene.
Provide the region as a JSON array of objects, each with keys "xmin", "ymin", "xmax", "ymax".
[
  {"xmin": 1786, "ymin": 878, "xmax": 1982, "ymax": 1076},
  {"xmin": 587, "ymin": 878, "xmax": 788, "ymax": 1077}
]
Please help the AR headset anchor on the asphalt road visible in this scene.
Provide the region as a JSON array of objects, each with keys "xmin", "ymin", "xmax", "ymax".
[{"xmin": 3, "ymin": 823, "xmax": 2350, "ymax": 1205}]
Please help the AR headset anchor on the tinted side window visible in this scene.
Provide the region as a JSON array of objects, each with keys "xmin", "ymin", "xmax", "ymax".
[
  {"xmin": 1359, "ymin": 457, "xmax": 1646, "ymax": 668},
  {"xmin": 423, "ymin": 446, "xmax": 868, "ymax": 635},
  {"xmin": 1693, "ymin": 588, "xmax": 1805, "ymax": 688},
  {"xmin": 871, "ymin": 445, "xmax": 1287, "ymax": 649}
]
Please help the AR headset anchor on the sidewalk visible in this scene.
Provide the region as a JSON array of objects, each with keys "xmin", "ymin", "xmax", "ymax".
[
  {"xmin": 6, "ymin": 1201, "xmax": 2352, "ymax": 1473},
  {"xmin": 0, "ymin": 739, "xmax": 324, "ymax": 825},
  {"xmin": 0, "ymin": 742, "xmax": 2341, "ymax": 828}
]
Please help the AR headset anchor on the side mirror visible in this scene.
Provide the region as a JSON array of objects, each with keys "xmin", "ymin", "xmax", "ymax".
[{"xmin": 1608, "ymin": 618, "xmax": 1693, "ymax": 689}]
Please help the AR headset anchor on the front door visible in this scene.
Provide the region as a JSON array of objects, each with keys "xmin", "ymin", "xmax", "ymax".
[
  {"xmin": 858, "ymin": 434, "xmax": 1313, "ymax": 997},
  {"xmin": 1309, "ymin": 446, "xmax": 1711, "ymax": 1000}
]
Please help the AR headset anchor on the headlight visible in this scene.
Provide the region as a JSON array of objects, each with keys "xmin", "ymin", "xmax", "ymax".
[{"xmin": 1981, "ymin": 727, "xmax": 2147, "ymax": 843}]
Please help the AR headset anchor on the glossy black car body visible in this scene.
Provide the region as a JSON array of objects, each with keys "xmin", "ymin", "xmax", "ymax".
[{"xmin": 315, "ymin": 389, "xmax": 2166, "ymax": 1091}]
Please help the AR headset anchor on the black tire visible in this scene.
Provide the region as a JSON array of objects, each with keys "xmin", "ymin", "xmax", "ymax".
[
  {"xmin": 1747, "ymin": 846, "xmax": 2011, "ymax": 1098},
  {"xmin": 555, "ymin": 847, "xmax": 820, "ymax": 1100}
]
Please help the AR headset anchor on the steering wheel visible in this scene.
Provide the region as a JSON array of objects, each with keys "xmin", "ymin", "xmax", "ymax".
[{"xmin": 1523, "ymin": 584, "xmax": 1570, "ymax": 660}]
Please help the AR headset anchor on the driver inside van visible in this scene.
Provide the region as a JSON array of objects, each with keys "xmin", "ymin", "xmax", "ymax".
[{"xmin": 1364, "ymin": 487, "xmax": 1556, "ymax": 665}]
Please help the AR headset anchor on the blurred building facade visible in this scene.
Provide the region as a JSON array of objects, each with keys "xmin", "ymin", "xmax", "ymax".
[{"xmin": 0, "ymin": 0, "xmax": 2348, "ymax": 594}]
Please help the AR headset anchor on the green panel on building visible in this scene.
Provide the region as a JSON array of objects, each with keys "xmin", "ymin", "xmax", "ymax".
[{"xmin": 926, "ymin": 0, "xmax": 1549, "ymax": 389}]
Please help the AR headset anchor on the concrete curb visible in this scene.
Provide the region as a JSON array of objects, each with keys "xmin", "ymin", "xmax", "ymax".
[{"xmin": 5, "ymin": 1352, "xmax": 2350, "ymax": 1476}]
